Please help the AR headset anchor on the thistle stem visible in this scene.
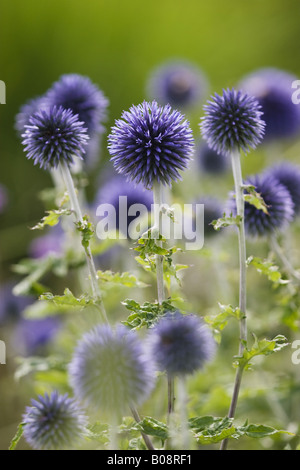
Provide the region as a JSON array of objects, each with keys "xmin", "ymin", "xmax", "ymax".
[
  {"xmin": 130, "ymin": 406, "xmax": 155, "ymax": 450},
  {"xmin": 152, "ymin": 181, "xmax": 165, "ymax": 305},
  {"xmin": 220, "ymin": 150, "xmax": 247, "ymax": 450},
  {"xmin": 59, "ymin": 161, "xmax": 108, "ymax": 323}
]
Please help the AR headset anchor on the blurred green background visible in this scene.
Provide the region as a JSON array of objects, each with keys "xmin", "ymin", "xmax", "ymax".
[{"xmin": 1, "ymin": 0, "xmax": 300, "ymax": 450}]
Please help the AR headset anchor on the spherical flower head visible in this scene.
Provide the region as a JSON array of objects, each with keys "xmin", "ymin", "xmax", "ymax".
[
  {"xmin": 15, "ymin": 96, "xmax": 48, "ymax": 136},
  {"xmin": 239, "ymin": 68, "xmax": 300, "ymax": 140},
  {"xmin": 23, "ymin": 391, "xmax": 87, "ymax": 450},
  {"xmin": 94, "ymin": 175, "xmax": 153, "ymax": 237},
  {"xmin": 147, "ymin": 60, "xmax": 208, "ymax": 109},
  {"xmin": 46, "ymin": 74, "xmax": 109, "ymax": 135},
  {"xmin": 201, "ymin": 88, "xmax": 265, "ymax": 156},
  {"xmin": 197, "ymin": 141, "xmax": 229, "ymax": 175},
  {"xmin": 148, "ymin": 311, "xmax": 216, "ymax": 377},
  {"xmin": 264, "ymin": 162, "xmax": 300, "ymax": 215},
  {"xmin": 108, "ymin": 100, "xmax": 194, "ymax": 189},
  {"xmin": 69, "ymin": 324, "xmax": 156, "ymax": 414},
  {"xmin": 227, "ymin": 173, "xmax": 295, "ymax": 237},
  {"xmin": 21, "ymin": 106, "xmax": 89, "ymax": 170}
]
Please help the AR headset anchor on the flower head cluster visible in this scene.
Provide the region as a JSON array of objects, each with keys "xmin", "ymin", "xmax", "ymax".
[
  {"xmin": 147, "ymin": 60, "xmax": 208, "ymax": 109},
  {"xmin": 148, "ymin": 311, "xmax": 216, "ymax": 377},
  {"xmin": 239, "ymin": 68, "xmax": 300, "ymax": 140},
  {"xmin": 227, "ymin": 172, "xmax": 295, "ymax": 237},
  {"xmin": 108, "ymin": 100, "xmax": 194, "ymax": 189},
  {"xmin": 23, "ymin": 392, "xmax": 87, "ymax": 450},
  {"xmin": 45, "ymin": 73, "xmax": 109, "ymax": 135},
  {"xmin": 21, "ymin": 106, "xmax": 89, "ymax": 169},
  {"xmin": 201, "ymin": 88, "xmax": 265, "ymax": 156},
  {"xmin": 69, "ymin": 324, "xmax": 156, "ymax": 414},
  {"xmin": 264, "ymin": 162, "xmax": 300, "ymax": 215}
]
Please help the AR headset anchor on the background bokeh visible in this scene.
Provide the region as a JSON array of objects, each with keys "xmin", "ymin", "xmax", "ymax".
[{"xmin": 1, "ymin": 0, "xmax": 300, "ymax": 450}]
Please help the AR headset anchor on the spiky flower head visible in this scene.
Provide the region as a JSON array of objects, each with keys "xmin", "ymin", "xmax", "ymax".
[
  {"xmin": 23, "ymin": 391, "xmax": 87, "ymax": 450},
  {"xmin": 264, "ymin": 162, "xmax": 300, "ymax": 215},
  {"xmin": 147, "ymin": 60, "xmax": 208, "ymax": 109},
  {"xmin": 69, "ymin": 324, "xmax": 156, "ymax": 414},
  {"xmin": 45, "ymin": 74, "xmax": 109, "ymax": 135},
  {"xmin": 227, "ymin": 173, "xmax": 295, "ymax": 237},
  {"xmin": 201, "ymin": 88, "xmax": 265, "ymax": 156},
  {"xmin": 21, "ymin": 106, "xmax": 89, "ymax": 170},
  {"xmin": 108, "ymin": 100, "xmax": 194, "ymax": 189},
  {"xmin": 197, "ymin": 141, "xmax": 229, "ymax": 175},
  {"xmin": 148, "ymin": 311, "xmax": 216, "ymax": 377},
  {"xmin": 239, "ymin": 68, "xmax": 300, "ymax": 140}
]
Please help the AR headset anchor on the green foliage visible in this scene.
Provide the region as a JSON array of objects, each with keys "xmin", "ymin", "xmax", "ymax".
[
  {"xmin": 9, "ymin": 423, "xmax": 25, "ymax": 451},
  {"xmin": 242, "ymin": 184, "xmax": 270, "ymax": 215},
  {"xmin": 121, "ymin": 298, "xmax": 177, "ymax": 330},
  {"xmin": 97, "ymin": 270, "xmax": 148, "ymax": 288},
  {"xmin": 247, "ymin": 256, "xmax": 289, "ymax": 286},
  {"xmin": 234, "ymin": 334, "xmax": 289, "ymax": 371},
  {"xmin": 211, "ymin": 213, "xmax": 242, "ymax": 231},
  {"xmin": 14, "ymin": 356, "xmax": 67, "ymax": 381},
  {"xmin": 76, "ymin": 216, "xmax": 95, "ymax": 250},
  {"xmin": 31, "ymin": 208, "xmax": 72, "ymax": 231},
  {"xmin": 205, "ymin": 303, "xmax": 243, "ymax": 342}
]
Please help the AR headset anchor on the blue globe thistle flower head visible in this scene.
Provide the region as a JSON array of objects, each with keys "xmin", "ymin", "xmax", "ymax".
[
  {"xmin": 148, "ymin": 311, "xmax": 216, "ymax": 377},
  {"xmin": 23, "ymin": 391, "xmax": 87, "ymax": 450},
  {"xmin": 21, "ymin": 106, "xmax": 89, "ymax": 170},
  {"xmin": 15, "ymin": 96, "xmax": 48, "ymax": 136},
  {"xmin": 200, "ymin": 88, "xmax": 265, "ymax": 156},
  {"xmin": 147, "ymin": 60, "xmax": 208, "ymax": 110},
  {"xmin": 264, "ymin": 162, "xmax": 300, "ymax": 215},
  {"xmin": 239, "ymin": 68, "xmax": 300, "ymax": 140},
  {"xmin": 0, "ymin": 184, "xmax": 8, "ymax": 213},
  {"xmin": 227, "ymin": 173, "xmax": 295, "ymax": 237},
  {"xmin": 69, "ymin": 324, "xmax": 156, "ymax": 415},
  {"xmin": 45, "ymin": 74, "xmax": 109, "ymax": 135},
  {"xmin": 108, "ymin": 101, "xmax": 194, "ymax": 189},
  {"xmin": 197, "ymin": 141, "xmax": 229, "ymax": 175},
  {"xmin": 13, "ymin": 317, "xmax": 61, "ymax": 356},
  {"xmin": 94, "ymin": 175, "xmax": 153, "ymax": 237}
]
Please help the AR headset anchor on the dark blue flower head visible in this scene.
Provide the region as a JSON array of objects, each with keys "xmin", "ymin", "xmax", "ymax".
[
  {"xmin": 94, "ymin": 175, "xmax": 153, "ymax": 238},
  {"xmin": 23, "ymin": 391, "xmax": 87, "ymax": 450},
  {"xmin": 69, "ymin": 324, "xmax": 156, "ymax": 414},
  {"xmin": 21, "ymin": 106, "xmax": 89, "ymax": 169},
  {"xmin": 197, "ymin": 141, "xmax": 229, "ymax": 175},
  {"xmin": 227, "ymin": 173, "xmax": 295, "ymax": 237},
  {"xmin": 45, "ymin": 74, "xmax": 109, "ymax": 135},
  {"xmin": 148, "ymin": 311, "xmax": 216, "ymax": 377},
  {"xmin": 201, "ymin": 88, "xmax": 265, "ymax": 156},
  {"xmin": 147, "ymin": 60, "xmax": 208, "ymax": 109},
  {"xmin": 15, "ymin": 96, "xmax": 48, "ymax": 136},
  {"xmin": 264, "ymin": 162, "xmax": 300, "ymax": 215},
  {"xmin": 108, "ymin": 100, "xmax": 194, "ymax": 189},
  {"xmin": 239, "ymin": 68, "xmax": 300, "ymax": 140}
]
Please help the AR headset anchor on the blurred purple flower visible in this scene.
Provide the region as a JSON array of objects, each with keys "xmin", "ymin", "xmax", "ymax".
[
  {"xmin": 0, "ymin": 282, "xmax": 31, "ymax": 326},
  {"xmin": 239, "ymin": 68, "xmax": 300, "ymax": 140},
  {"xmin": 146, "ymin": 59, "xmax": 208, "ymax": 109},
  {"xmin": 13, "ymin": 317, "xmax": 61, "ymax": 356},
  {"xmin": 196, "ymin": 141, "xmax": 229, "ymax": 175}
]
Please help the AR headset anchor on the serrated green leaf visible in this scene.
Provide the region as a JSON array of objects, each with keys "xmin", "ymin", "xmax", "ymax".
[
  {"xmin": 234, "ymin": 334, "xmax": 289, "ymax": 370},
  {"xmin": 247, "ymin": 256, "xmax": 289, "ymax": 286},
  {"xmin": 136, "ymin": 417, "xmax": 168, "ymax": 441},
  {"xmin": 9, "ymin": 423, "xmax": 25, "ymax": 450},
  {"xmin": 205, "ymin": 303, "xmax": 243, "ymax": 342},
  {"xmin": 31, "ymin": 208, "xmax": 72, "ymax": 230},
  {"xmin": 211, "ymin": 214, "xmax": 242, "ymax": 231},
  {"xmin": 76, "ymin": 216, "xmax": 95, "ymax": 250},
  {"xmin": 121, "ymin": 299, "xmax": 177, "ymax": 330},
  {"xmin": 40, "ymin": 288, "xmax": 94, "ymax": 308},
  {"xmin": 97, "ymin": 270, "xmax": 148, "ymax": 288},
  {"xmin": 243, "ymin": 184, "xmax": 270, "ymax": 215}
]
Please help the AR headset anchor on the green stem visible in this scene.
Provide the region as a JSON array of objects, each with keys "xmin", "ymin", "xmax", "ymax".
[
  {"xmin": 130, "ymin": 406, "xmax": 155, "ymax": 450},
  {"xmin": 152, "ymin": 181, "xmax": 165, "ymax": 305},
  {"xmin": 59, "ymin": 161, "xmax": 108, "ymax": 323},
  {"xmin": 220, "ymin": 150, "xmax": 247, "ymax": 451},
  {"xmin": 270, "ymin": 235, "xmax": 300, "ymax": 282}
]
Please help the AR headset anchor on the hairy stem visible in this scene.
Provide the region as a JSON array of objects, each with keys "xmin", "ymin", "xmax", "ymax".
[
  {"xmin": 59, "ymin": 161, "xmax": 108, "ymax": 323},
  {"xmin": 220, "ymin": 150, "xmax": 247, "ymax": 451}
]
